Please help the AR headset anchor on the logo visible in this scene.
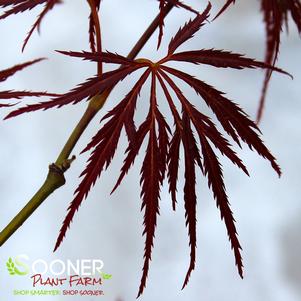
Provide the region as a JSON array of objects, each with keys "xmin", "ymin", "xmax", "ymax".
[
  {"xmin": 4, "ymin": 255, "xmax": 112, "ymax": 297},
  {"xmin": 6, "ymin": 255, "xmax": 29, "ymax": 276},
  {"xmin": 5, "ymin": 255, "xmax": 112, "ymax": 278},
  {"xmin": 99, "ymin": 271, "xmax": 112, "ymax": 280}
]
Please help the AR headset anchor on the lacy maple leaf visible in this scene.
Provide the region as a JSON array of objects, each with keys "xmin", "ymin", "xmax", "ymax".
[
  {"xmin": 0, "ymin": 0, "xmax": 63, "ymax": 51},
  {"xmin": 259, "ymin": 0, "xmax": 301, "ymax": 122},
  {"xmin": 0, "ymin": 58, "xmax": 58, "ymax": 106},
  {"xmin": 157, "ymin": 0, "xmax": 199, "ymax": 48},
  {"xmin": 0, "ymin": 0, "xmax": 193, "ymax": 52},
  {"xmin": 0, "ymin": 0, "xmax": 102, "ymax": 52},
  {"xmin": 88, "ymin": 0, "xmax": 101, "ymax": 53},
  {"xmin": 5, "ymin": 2, "xmax": 291, "ymax": 296},
  {"xmin": 217, "ymin": 0, "xmax": 300, "ymax": 122}
]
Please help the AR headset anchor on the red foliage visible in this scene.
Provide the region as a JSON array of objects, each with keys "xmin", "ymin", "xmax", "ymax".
[
  {"xmin": 259, "ymin": 0, "xmax": 301, "ymax": 122},
  {"xmin": 217, "ymin": 0, "xmax": 300, "ymax": 122},
  {"xmin": 88, "ymin": 0, "xmax": 101, "ymax": 52},
  {"xmin": 3, "ymin": 3, "xmax": 286, "ymax": 295},
  {"xmin": 0, "ymin": 0, "xmax": 62, "ymax": 51},
  {"xmin": 0, "ymin": 0, "xmax": 297, "ymax": 297},
  {"xmin": 157, "ymin": 0, "xmax": 198, "ymax": 48},
  {"xmin": 0, "ymin": 58, "xmax": 58, "ymax": 106}
]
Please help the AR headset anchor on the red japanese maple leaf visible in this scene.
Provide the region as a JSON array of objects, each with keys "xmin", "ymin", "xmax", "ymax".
[
  {"xmin": 157, "ymin": 0, "xmax": 199, "ymax": 48},
  {"xmin": 0, "ymin": 0, "xmax": 102, "ymax": 52},
  {"xmin": 216, "ymin": 0, "xmax": 300, "ymax": 122},
  {"xmin": 259, "ymin": 0, "xmax": 301, "ymax": 122},
  {"xmin": 0, "ymin": 58, "xmax": 58, "ymax": 106},
  {"xmin": 0, "ymin": 0, "xmax": 63, "ymax": 51},
  {"xmin": 0, "ymin": 0, "xmax": 194, "ymax": 52},
  {"xmin": 5, "ymin": 3, "xmax": 291, "ymax": 296}
]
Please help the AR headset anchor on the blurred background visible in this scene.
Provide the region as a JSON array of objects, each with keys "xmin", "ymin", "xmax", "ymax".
[{"xmin": 0, "ymin": 1, "xmax": 300, "ymax": 300}]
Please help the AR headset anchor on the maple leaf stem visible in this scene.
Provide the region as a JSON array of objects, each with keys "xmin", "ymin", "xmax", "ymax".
[{"xmin": 0, "ymin": 2, "xmax": 176, "ymax": 248}]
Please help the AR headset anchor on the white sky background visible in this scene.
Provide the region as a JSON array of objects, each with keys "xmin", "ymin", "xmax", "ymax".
[{"xmin": 0, "ymin": 1, "xmax": 301, "ymax": 300}]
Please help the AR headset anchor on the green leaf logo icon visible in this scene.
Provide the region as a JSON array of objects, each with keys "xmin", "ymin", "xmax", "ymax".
[
  {"xmin": 6, "ymin": 257, "xmax": 17, "ymax": 275},
  {"xmin": 99, "ymin": 271, "xmax": 112, "ymax": 280},
  {"xmin": 103, "ymin": 273, "xmax": 112, "ymax": 280},
  {"xmin": 6, "ymin": 257, "xmax": 28, "ymax": 276}
]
